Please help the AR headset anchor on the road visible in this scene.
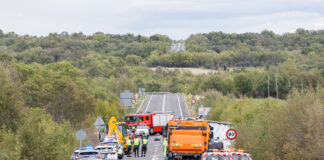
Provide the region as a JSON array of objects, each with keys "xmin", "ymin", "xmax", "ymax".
[
  {"xmin": 139, "ymin": 93, "xmax": 191, "ymax": 119},
  {"xmin": 124, "ymin": 93, "xmax": 191, "ymax": 160}
]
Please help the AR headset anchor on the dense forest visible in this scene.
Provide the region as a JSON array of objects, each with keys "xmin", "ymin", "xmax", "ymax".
[{"xmin": 0, "ymin": 28, "xmax": 324, "ymax": 159}]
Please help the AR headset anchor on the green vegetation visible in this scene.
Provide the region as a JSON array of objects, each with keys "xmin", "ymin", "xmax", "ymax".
[
  {"xmin": 203, "ymin": 90, "xmax": 324, "ymax": 160},
  {"xmin": 0, "ymin": 28, "xmax": 324, "ymax": 159}
]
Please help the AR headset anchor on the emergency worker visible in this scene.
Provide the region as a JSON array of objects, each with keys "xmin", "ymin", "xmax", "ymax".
[
  {"xmin": 126, "ymin": 138, "xmax": 133, "ymax": 157},
  {"xmin": 141, "ymin": 136, "xmax": 148, "ymax": 157},
  {"xmin": 133, "ymin": 136, "xmax": 140, "ymax": 157},
  {"xmin": 163, "ymin": 137, "xmax": 168, "ymax": 157}
]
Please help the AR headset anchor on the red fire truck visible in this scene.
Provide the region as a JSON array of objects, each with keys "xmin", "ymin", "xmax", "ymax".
[{"xmin": 124, "ymin": 112, "xmax": 174, "ymax": 134}]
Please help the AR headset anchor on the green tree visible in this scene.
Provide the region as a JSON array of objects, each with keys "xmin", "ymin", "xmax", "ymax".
[
  {"xmin": 39, "ymin": 77, "xmax": 96, "ymax": 127},
  {"xmin": 234, "ymin": 73, "xmax": 253, "ymax": 97},
  {"xmin": 0, "ymin": 69, "xmax": 22, "ymax": 130},
  {"xmin": 126, "ymin": 55, "xmax": 142, "ymax": 65}
]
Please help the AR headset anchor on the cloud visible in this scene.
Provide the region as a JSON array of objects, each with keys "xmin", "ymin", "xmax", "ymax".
[{"xmin": 0, "ymin": 0, "xmax": 324, "ymax": 39}]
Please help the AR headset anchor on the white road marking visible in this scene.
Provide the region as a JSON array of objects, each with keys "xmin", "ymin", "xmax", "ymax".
[
  {"xmin": 162, "ymin": 94, "xmax": 166, "ymax": 112},
  {"xmin": 136, "ymin": 96, "xmax": 146, "ymax": 113},
  {"xmin": 144, "ymin": 95, "xmax": 153, "ymax": 113},
  {"xmin": 176, "ymin": 94, "xmax": 183, "ymax": 119}
]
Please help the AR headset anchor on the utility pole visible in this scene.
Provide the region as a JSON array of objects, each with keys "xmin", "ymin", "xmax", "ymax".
[
  {"xmin": 288, "ymin": 80, "xmax": 291, "ymax": 95},
  {"xmin": 268, "ymin": 73, "xmax": 270, "ymax": 98},
  {"xmin": 275, "ymin": 74, "xmax": 278, "ymax": 99}
]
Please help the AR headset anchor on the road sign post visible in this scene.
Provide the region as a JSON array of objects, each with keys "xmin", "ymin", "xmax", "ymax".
[
  {"xmin": 76, "ymin": 129, "xmax": 87, "ymax": 147},
  {"xmin": 131, "ymin": 98, "xmax": 136, "ymax": 113},
  {"xmin": 131, "ymin": 98, "xmax": 136, "ymax": 105},
  {"xmin": 94, "ymin": 116, "xmax": 106, "ymax": 142},
  {"xmin": 226, "ymin": 129, "xmax": 237, "ymax": 141},
  {"xmin": 191, "ymin": 98, "xmax": 196, "ymax": 104},
  {"xmin": 198, "ymin": 107, "xmax": 210, "ymax": 116}
]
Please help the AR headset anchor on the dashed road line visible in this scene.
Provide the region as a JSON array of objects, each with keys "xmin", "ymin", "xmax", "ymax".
[
  {"xmin": 162, "ymin": 94, "xmax": 166, "ymax": 112},
  {"xmin": 144, "ymin": 95, "xmax": 153, "ymax": 113},
  {"xmin": 136, "ymin": 96, "xmax": 146, "ymax": 113}
]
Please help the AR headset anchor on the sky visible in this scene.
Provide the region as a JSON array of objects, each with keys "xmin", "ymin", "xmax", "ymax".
[{"xmin": 1, "ymin": 0, "xmax": 324, "ymax": 40}]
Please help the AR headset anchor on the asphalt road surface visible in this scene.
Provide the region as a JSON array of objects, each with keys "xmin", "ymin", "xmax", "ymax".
[
  {"xmin": 124, "ymin": 134, "xmax": 165, "ymax": 160},
  {"xmin": 124, "ymin": 93, "xmax": 191, "ymax": 160},
  {"xmin": 139, "ymin": 93, "xmax": 191, "ymax": 119}
]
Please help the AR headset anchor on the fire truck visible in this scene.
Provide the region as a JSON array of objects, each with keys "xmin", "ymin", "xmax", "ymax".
[{"xmin": 124, "ymin": 112, "xmax": 174, "ymax": 134}]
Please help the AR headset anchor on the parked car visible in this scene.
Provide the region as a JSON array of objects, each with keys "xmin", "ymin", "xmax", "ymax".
[
  {"xmin": 70, "ymin": 150, "xmax": 80, "ymax": 160},
  {"xmin": 97, "ymin": 145, "xmax": 118, "ymax": 160},
  {"xmin": 76, "ymin": 149, "xmax": 102, "ymax": 160},
  {"xmin": 135, "ymin": 124, "xmax": 149, "ymax": 137}
]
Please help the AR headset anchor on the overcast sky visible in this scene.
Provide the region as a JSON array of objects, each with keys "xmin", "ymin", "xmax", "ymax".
[{"xmin": 1, "ymin": 0, "xmax": 324, "ymax": 39}]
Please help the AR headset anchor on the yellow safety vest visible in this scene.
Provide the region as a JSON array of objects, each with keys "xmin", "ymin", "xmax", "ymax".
[
  {"xmin": 163, "ymin": 138, "xmax": 167, "ymax": 146},
  {"xmin": 134, "ymin": 138, "xmax": 140, "ymax": 146},
  {"xmin": 143, "ymin": 138, "xmax": 148, "ymax": 145},
  {"xmin": 126, "ymin": 139, "xmax": 132, "ymax": 146}
]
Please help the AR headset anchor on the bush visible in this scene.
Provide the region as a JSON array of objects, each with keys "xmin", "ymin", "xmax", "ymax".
[{"xmin": 0, "ymin": 108, "xmax": 77, "ymax": 160}]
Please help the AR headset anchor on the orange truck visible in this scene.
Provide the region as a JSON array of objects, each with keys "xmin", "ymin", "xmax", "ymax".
[{"xmin": 166, "ymin": 120, "xmax": 210, "ymax": 159}]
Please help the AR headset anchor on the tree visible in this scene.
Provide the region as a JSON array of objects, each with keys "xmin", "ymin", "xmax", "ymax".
[
  {"xmin": 96, "ymin": 99, "xmax": 120, "ymax": 123},
  {"xmin": 39, "ymin": 77, "xmax": 96, "ymax": 127},
  {"xmin": 18, "ymin": 108, "xmax": 77, "ymax": 160},
  {"xmin": 0, "ymin": 69, "xmax": 22, "ymax": 131},
  {"xmin": 126, "ymin": 55, "xmax": 142, "ymax": 65},
  {"xmin": 234, "ymin": 73, "xmax": 253, "ymax": 97}
]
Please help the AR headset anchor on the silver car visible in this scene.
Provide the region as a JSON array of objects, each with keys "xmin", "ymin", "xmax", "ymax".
[
  {"xmin": 77, "ymin": 150, "xmax": 102, "ymax": 160},
  {"xmin": 97, "ymin": 142, "xmax": 123, "ymax": 159},
  {"xmin": 70, "ymin": 150, "xmax": 80, "ymax": 160},
  {"xmin": 98, "ymin": 146, "xmax": 118, "ymax": 160}
]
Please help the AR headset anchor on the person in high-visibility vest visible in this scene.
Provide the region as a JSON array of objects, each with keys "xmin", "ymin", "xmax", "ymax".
[
  {"xmin": 141, "ymin": 136, "xmax": 148, "ymax": 157},
  {"xmin": 163, "ymin": 137, "xmax": 168, "ymax": 157},
  {"xmin": 133, "ymin": 136, "xmax": 140, "ymax": 157},
  {"xmin": 126, "ymin": 138, "xmax": 133, "ymax": 157}
]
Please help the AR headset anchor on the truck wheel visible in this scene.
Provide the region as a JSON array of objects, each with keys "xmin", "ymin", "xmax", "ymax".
[{"xmin": 150, "ymin": 128, "xmax": 154, "ymax": 135}]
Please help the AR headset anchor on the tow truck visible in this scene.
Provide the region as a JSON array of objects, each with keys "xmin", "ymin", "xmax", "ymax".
[{"xmin": 125, "ymin": 112, "xmax": 174, "ymax": 134}]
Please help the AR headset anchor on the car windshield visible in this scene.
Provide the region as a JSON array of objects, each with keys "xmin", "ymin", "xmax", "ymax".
[
  {"xmin": 137, "ymin": 125, "xmax": 148, "ymax": 129},
  {"xmin": 125, "ymin": 116, "xmax": 138, "ymax": 122},
  {"xmin": 233, "ymin": 155, "xmax": 251, "ymax": 160},
  {"xmin": 73, "ymin": 152, "xmax": 79, "ymax": 156},
  {"xmin": 206, "ymin": 156, "xmax": 231, "ymax": 160},
  {"xmin": 79, "ymin": 152, "xmax": 99, "ymax": 156}
]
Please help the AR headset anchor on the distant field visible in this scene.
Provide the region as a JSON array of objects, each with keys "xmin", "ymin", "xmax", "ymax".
[
  {"xmin": 150, "ymin": 67, "xmax": 218, "ymax": 75},
  {"xmin": 150, "ymin": 67, "xmax": 264, "ymax": 75}
]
